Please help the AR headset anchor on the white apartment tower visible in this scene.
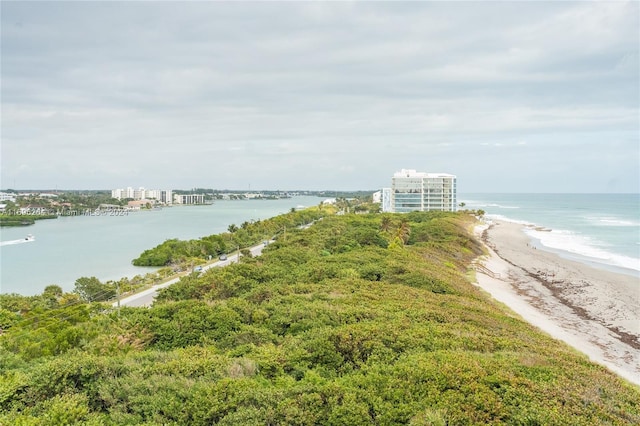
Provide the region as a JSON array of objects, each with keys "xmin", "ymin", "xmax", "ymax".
[
  {"xmin": 111, "ymin": 188, "xmax": 124, "ymax": 200},
  {"xmin": 384, "ymin": 169, "xmax": 457, "ymax": 213},
  {"xmin": 111, "ymin": 187, "xmax": 172, "ymax": 204}
]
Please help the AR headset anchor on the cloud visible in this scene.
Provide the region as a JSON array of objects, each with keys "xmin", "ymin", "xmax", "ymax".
[{"xmin": 1, "ymin": 1, "xmax": 638, "ymax": 192}]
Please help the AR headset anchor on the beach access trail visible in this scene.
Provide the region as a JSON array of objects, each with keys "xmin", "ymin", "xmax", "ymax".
[{"xmin": 473, "ymin": 220, "xmax": 640, "ymax": 386}]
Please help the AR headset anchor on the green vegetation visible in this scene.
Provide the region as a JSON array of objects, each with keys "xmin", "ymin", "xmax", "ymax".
[
  {"xmin": 0, "ymin": 190, "xmax": 124, "ymax": 226},
  {"xmin": 132, "ymin": 206, "xmax": 329, "ymax": 266},
  {"xmin": 49, "ymin": 190, "xmax": 122, "ymax": 209},
  {"xmin": 73, "ymin": 277, "xmax": 116, "ymax": 302},
  {"xmin": 0, "ymin": 213, "xmax": 57, "ymax": 227},
  {"xmin": 1, "ymin": 210, "xmax": 638, "ymax": 424}
]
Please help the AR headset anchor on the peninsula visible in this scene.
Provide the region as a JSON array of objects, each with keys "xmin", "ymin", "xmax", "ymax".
[{"xmin": 1, "ymin": 209, "xmax": 638, "ymax": 424}]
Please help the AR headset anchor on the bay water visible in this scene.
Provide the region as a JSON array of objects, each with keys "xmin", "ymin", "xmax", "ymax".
[
  {"xmin": 461, "ymin": 193, "xmax": 640, "ymax": 276},
  {"xmin": 0, "ymin": 196, "xmax": 322, "ymax": 295}
]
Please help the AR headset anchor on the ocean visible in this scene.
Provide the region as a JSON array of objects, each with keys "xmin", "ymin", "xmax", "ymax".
[
  {"xmin": 461, "ymin": 193, "xmax": 640, "ymax": 276},
  {"xmin": 0, "ymin": 196, "xmax": 323, "ymax": 296}
]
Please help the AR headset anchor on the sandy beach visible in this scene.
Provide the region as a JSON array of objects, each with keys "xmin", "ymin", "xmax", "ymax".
[{"xmin": 473, "ymin": 220, "xmax": 640, "ymax": 386}]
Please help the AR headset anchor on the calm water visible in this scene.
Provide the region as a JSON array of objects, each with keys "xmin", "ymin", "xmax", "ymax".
[
  {"xmin": 461, "ymin": 193, "xmax": 640, "ymax": 275},
  {"xmin": 0, "ymin": 196, "xmax": 322, "ymax": 295}
]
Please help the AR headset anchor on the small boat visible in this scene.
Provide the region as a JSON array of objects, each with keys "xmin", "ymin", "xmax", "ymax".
[{"xmin": 25, "ymin": 234, "xmax": 35, "ymax": 242}]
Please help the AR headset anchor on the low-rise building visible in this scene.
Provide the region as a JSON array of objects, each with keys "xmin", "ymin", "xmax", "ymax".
[
  {"xmin": 0, "ymin": 192, "xmax": 17, "ymax": 202},
  {"xmin": 173, "ymin": 194, "xmax": 205, "ymax": 205},
  {"xmin": 127, "ymin": 199, "xmax": 156, "ymax": 210}
]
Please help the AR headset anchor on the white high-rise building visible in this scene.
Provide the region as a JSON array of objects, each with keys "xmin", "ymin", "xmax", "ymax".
[
  {"xmin": 111, "ymin": 189, "xmax": 124, "ymax": 199},
  {"xmin": 384, "ymin": 169, "xmax": 457, "ymax": 213},
  {"xmin": 133, "ymin": 187, "xmax": 146, "ymax": 200},
  {"xmin": 145, "ymin": 189, "xmax": 161, "ymax": 200},
  {"xmin": 160, "ymin": 190, "xmax": 173, "ymax": 204},
  {"xmin": 125, "ymin": 187, "xmax": 135, "ymax": 199},
  {"xmin": 111, "ymin": 187, "xmax": 173, "ymax": 204}
]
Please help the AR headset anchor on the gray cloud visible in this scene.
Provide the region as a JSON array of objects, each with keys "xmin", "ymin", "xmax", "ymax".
[{"xmin": 1, "ymin": 1, "xmax": 638, "ymax": 192}]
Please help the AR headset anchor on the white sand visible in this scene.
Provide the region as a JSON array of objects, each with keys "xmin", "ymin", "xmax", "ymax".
[{"xmin": 472, "ymin": 220, "xmax": 640, "ymax": 386}]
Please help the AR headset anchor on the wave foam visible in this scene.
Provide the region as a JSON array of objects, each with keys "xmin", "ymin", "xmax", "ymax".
[
  {"xmin": 523, "ymin": 227, "xmax": 640, "ymax": 272},
  {"xmin": 588, "ymin": 216, "xmax": 640, "ymax": 227}
]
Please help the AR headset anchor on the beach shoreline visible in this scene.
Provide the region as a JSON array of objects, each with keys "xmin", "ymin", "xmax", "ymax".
[{"xmin": 473, "ymin": 220, "xmax": 640, "ymax": 386}]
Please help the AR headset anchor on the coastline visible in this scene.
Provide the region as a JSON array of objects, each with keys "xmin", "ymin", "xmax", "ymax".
[{"xmin": 473, "ymin": 220, "xmax": 640, "ymax": 386}]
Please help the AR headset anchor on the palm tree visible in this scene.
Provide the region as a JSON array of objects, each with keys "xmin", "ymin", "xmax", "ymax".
[
  {"xmin": 396, "ymin": 218, "xmax": 411, "ymax": 245},
  {"xmin": 380, "ymin": 216, "xmax": 393, "ymax": 233}
]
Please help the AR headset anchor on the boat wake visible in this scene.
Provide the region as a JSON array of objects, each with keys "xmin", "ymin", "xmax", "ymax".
[{"xmin": 0, "ymin": 235, "xmax": 35, "ymax": 246}]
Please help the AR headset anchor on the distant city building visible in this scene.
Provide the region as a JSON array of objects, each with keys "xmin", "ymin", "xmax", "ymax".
[
  {"xmin": 133, "ymin": 187, "xmax": 146, "ymax": 200},
  {"xmin": 159, "ymin": 190, "xmax": 172, "ymax": 204},
  {"xmin": 372, "ymin": 191, "xmax": 382, "ymax": 204},
  {"xmin": 127, "ymin": 199, "xmax": 155, "ymax": 210},
  {"xmin": 382, "ymin": 169, "xmax": 457, "ymax": 213},
  {"xmin": 145, "ymin": 189, "xmax": 161, "ymax": 200},
  {"xmin": 0, "ymin": 192, "xmax": 17, "ymax": 202},
  {"xmin": 112, "ymin": 187, "xmax": 173, "ymax": 204},
  {"xmin": 173, "ymin": 194, "xmax": 205, "ymax": 205},
  {"xmin": 125, "ymin": 187, "xmax": 135, "ymax": 199}
]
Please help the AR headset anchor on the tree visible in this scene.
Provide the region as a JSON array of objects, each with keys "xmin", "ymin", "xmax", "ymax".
[
  {"xmin": 43, "ymin": 284, "xmax": 63, "ymax": 298},
  {"xmin": 40, "ymin": 284, "xmax": 64, "ymax": 309},
  {"xmin": 380, "ymin": 216, "xmax": 393, "ymax": 233},
  {"xmin": 228, "ymin": 224, "xmax": 238, "ymax": 233},
  {"xmin": 73, "ymin": 276, "xmax": 115, "ymax": 302},
  {"xmin": 396, "ymin": 219, "xmax": 411, "ymax": 245},
  {"xmin": 59, "ymin": 292, "xmax": 82, "ymax": 307}
]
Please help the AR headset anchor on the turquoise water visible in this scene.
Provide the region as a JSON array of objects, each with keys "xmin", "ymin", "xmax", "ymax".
[
  {"xmin": 0, "ymin": 196, "xmax": 322, "ymax": 295},
  {"xmin": 461, "ymin": 193, "xmax": 640, "ymax": 275}
]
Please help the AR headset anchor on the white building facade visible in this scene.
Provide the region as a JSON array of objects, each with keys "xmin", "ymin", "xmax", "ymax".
[
  {"xmin": 173, "ymin": 194, "xmax": 205, "ymax": 205},
  {"xmin": 384, "ymin": 169, "xmax": 457, "ymax": 213},
  {"xmin": 381, "ymin": 188, "xmax": 392, "ymax": 213},
  {"xmin": 112, "ymin": 187, "xmax": 173, "ymax": 204},
  {"xmin": 0, "ymin": 192, "xmax": 17, "ymax": 202}
]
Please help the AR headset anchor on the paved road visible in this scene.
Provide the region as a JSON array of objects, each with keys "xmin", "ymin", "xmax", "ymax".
[{"xmin": 114, "ymin": 240, "xmax": 271, "ymax": 308}]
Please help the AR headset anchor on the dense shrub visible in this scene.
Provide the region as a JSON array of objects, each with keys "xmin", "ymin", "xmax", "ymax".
[{"xmin": 1, "ymin": 211, "xmax": 639, "ymax": 424}]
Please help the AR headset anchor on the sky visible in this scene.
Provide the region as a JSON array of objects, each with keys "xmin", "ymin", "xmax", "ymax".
[{"xmin": 1, "ymin": 1, "xmax": 638, "ymax": 193}]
